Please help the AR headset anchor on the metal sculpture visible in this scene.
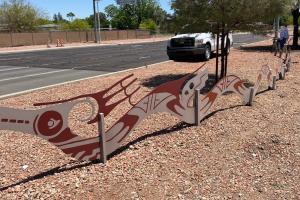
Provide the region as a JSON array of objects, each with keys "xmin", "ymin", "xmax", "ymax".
[
  {"xmin": 253, "ymin": 65, "xmax": 276, "ymax": 95},
  {"xmin": 0, "ymin": 64, "xmax": 211, "ymax": 161},
  {"xmin": 0, "ymin": 54, "xmax": 293, "ymax": 163},
  {"xmin": 195, "ymin": 75, "xmax": 250, "ymax": 124}
]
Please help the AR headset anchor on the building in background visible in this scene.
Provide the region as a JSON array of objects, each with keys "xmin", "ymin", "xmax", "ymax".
[{"xmin": 116, "ymin": 0, "xmax": 137, "ymax": 6}]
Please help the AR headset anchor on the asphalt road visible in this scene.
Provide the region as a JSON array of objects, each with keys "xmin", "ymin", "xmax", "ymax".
[{"xmin": 0, "ymin": 33, "xmax": 268, "ymax": 98}]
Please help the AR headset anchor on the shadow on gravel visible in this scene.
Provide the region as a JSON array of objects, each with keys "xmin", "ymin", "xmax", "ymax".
[
  {"xmin": 110, "ymin": 104, "xmax": 244, "ymax": 158},
  {"xmin": 171, "ymin": 54, "xmax": 217, "ymax": 63},
  {"xmin": 0, "ymin": 160, "xmax": 100, "ymax": 192},
  {"xmin": 142, "ymin": 73, "xmax": 218, "ymax": 94},
  {"xmin": 0, "ymin": 85, "xmax": 247, "ymax": 192},
  {"xmin": 239, "ymin": 45, "xmax": 273, "ymax": 52},
  {"xmin": 141, "ymin": 73, "xmax": 188, "ymax": 88},
  {"xmin": 240, "ymin": 44, "xmax": 300, "ymax": 53},
  {"xmin": 142, "ymin": 73, "xmax": 249, "ymax": 97}
]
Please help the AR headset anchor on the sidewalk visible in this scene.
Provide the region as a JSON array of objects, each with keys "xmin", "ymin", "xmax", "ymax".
[{"xmin": 0, "ymin": 36, "xmax": 171, "ymax": 54}]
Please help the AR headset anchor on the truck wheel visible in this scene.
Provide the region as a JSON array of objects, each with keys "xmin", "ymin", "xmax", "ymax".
[{"xmin": 203, "ymin": 44, "xmax": 211, "ymax": 61}]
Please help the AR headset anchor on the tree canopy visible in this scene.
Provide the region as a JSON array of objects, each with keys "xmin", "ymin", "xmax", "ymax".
[
  {"xmin": 0, "ymin": 0, "xmax": 44, "ymax": 32},
  {"xmin": 63, "ymin": 19, "xmax": 90, "ymax": 31},
  {"xmin": 66, "ymin": 12, "xmax": 75, "ymax": 21},
  {"xmin": 105, "ymin": 0, "xmax": 166, "ymax": 30},
  {"xmin": 171, "ymin": 0, "xmax": 290, "ymax": 33},
  {"xmin": 85, "ymin": 12, "xmax": 110, "ymax": 29},
  {"xmin": 171, "ymin": 0, "xmax": 291, "ymax": 80}
]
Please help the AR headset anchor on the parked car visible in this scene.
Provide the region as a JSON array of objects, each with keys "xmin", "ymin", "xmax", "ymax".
[{"xmin": 167, "ymin": 33, "xmax": 233, "ymax": 60}]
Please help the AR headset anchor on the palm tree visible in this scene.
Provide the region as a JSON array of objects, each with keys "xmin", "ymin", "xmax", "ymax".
[{"xmin": 67, "ymin": 12, "xmax": 75, "ymax": 21}]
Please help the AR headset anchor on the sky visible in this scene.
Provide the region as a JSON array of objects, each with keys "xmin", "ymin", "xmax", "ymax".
[{"xmin": 27, "ymin": 0, "xmax": 173, "ymax": 19}]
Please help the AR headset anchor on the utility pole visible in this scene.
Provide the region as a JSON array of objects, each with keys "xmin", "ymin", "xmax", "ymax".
[
  {"xmin": 93, "ymin": 0, "xmax": 101, "ymax": 43},
  {"xmin": 96, "ymin": 0, "xmax": 101, "ymax": 43},
  {"xmin": 93, "ymin": 0, "xmax": 99, "ymax": 43}
]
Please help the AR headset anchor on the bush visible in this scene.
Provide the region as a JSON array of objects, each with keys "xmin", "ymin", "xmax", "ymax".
[
  {"xmin": 63, "ymin": 19, "xmax": 90, "ymax": 31},
  {"xmin": 139, "ymin": 19, "xmax": 157, "ymax": 31}
]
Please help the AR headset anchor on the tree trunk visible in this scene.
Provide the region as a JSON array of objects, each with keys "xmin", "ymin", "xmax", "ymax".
[
  {"xmin": 220, "ymin": 24, "xmax": 226, "ymax": 78},
  {"xmin": 292, "ymin": 8, "xmax": 300, "ymax": 47},
  {"xmin": 215, "ymin": 24, "xmax": 220, "ymax": 83},
  {"xmin": 224, "ymin": 32, "xmax": 229, "ymax": 76}
]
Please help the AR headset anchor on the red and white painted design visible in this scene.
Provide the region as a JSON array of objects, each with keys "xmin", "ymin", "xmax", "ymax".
[
  {"xmin": 196, "ymin": 75, "xmax": 250, "ymax": 123},
  {"xmin": 104, "ymin": 65, "xmax": 209, "ymax": 154},
  {"xmin": 0, "ymin": 101, "xmax": 102, "ymax": 161},
  {"xmin": 0, "ymin": 64, "xmax": 209, "ymax": 161},
  {"xmin": 0, "ymin": 58, "xmax": 292, "ymax": 162},
  {"xmin": 253, "ymin": 65, "xmax": 273, "ymax": 95}
]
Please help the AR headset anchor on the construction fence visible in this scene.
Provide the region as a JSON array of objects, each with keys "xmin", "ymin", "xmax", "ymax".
[{"xmin": 0, "ymin": 30, "xmax": 151, "ymax": 47}]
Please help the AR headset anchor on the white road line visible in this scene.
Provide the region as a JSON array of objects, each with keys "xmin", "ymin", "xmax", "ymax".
[
  {"xmin": 41, "ymin": 61, "xmax": 68, "ymax": 66},
  {"xmin": 72, "ymin": 64, "xmax": 100, "ymax": 70},
  {"xmin": 0, "ymin": 57, "xmax": 22, "ymax": 61},
  {"xmin": 0, "ymin": 65, "xmax": 19, "ymax": 69},
  {"xmin": 139, "ymin": 56, "xmax": 151, "ymax": 60},
  {"xmin": 0, "ymin": 69, "xmax": 70, "ymax": 82},
  {"xmin": 0, "ymin": 67, "xmax": 29, "ymax": 72},
  {"xmin": 132, "ymin": 45, "xmax": 143, "ymax": 47},
  {"xmin": 0, "ymin": 60, "xmax": 171, "ymax": 100},
  {"xmin": 0, "ymin": 56, "xmax": 35, "ymax": 61}
]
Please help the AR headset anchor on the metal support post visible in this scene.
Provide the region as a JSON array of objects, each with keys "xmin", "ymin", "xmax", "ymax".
[
  {"xmin": 194, "ymin": 89, "xmax": 201, "ymax": 126},
  {"xmin": 248, "ymin": 87, "xmax": 255, "ymax": 106},
  {"xmin": 98, "ymin": 113, "xmax": 107, "ymax": 164},
  {"xmin": 271, "ymin": 75, "xmax": 277, "ymax": 90},
  {"xmin": 279, "ymin": 65, "xmax": 286, "ymax": 80}
]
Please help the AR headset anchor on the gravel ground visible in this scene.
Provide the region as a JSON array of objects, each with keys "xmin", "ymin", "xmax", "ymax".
[{"xmin": 0, "ymin": 40, "xmax": 299, "ymax": 199}]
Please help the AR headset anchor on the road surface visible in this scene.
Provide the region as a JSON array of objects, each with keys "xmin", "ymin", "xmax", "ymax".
[{"xmin": 0, "ymin": 33, "xmax": 269, "ymax": 98}]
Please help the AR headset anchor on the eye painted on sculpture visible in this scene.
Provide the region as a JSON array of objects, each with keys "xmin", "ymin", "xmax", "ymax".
[
  {"xmin": 48, "ymin": 119, "xmax": 61, "ymax": 129},
  {"xmin": 185, "ymin": 90, "xmax": 189, "ymax": 95},
  {"xmin": 35, "ymin": 111, "xmax": 63, "ymax": 137},
  {"xmin": 189, "ymin": 82, "xmax": 194, "ymax": 90}
]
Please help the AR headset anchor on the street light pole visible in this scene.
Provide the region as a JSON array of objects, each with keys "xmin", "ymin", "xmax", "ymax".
[
  {"xmin": 93, "ymin": 0, "xmax": 99, "ymax": 43},
  {"xmin": 96, "ymin": 0, "xmax": 101, "ymax": 43}
]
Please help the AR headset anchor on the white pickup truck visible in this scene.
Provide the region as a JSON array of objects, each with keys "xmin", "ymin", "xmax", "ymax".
[{"xmin": 167, "ymin": 33, "xmax": 233, "ymax": 60}]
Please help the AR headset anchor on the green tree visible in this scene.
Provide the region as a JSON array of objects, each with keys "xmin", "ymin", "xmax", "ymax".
[
  {"xmin": 111, "ymin": 4, "xmax": 139, "ymax": 29},
  {"xmin": 53, "ymin": 12, "xmax": 67, "ymax": 23},
  {"xmin": 135, "ymin": 0, "xmax": 158, "ymax": 24},
  {"xmin": 104, "ymin": 1, "xmax": 166, "ymax": 30},
  {"xmin": 0, "ymin": 0, "xmax": 43, "ymax": 32},
  {"xmin": 105, "ymin": 4, "xmax": 119, "ymax": 19},
  {"xmin": 66, "ymin": 12, "xmax": 75, "ymax": 21},
  {"xmin": 63, "ymin": 19, "xmax": 90, "ymax": 31},
  {"xmin": 36, "ymin": 18, "xmax": 52, "ymax": 26},
  {"xmin": 57, "ymin": 12, "xmax": 63, "ymax": 21},
  {"xmin": 53, "ymin": 14, "xmax": 58, "ymax": 23},
  {"xmin": 139, "ymin": 19, "xmax": 157, "ymax": 31},
  {"xmin": 171, "ymin": 0, "xmax": 290, "ymax": 79},
  {"xmin": 85, "ymin": 12, "xmax": 110, "ymax": 28}
]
